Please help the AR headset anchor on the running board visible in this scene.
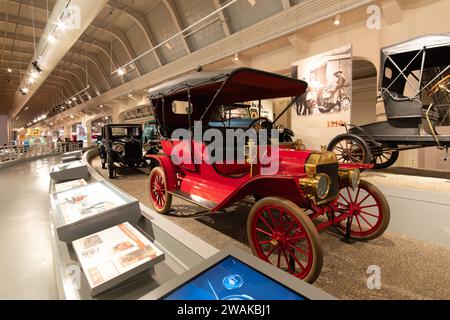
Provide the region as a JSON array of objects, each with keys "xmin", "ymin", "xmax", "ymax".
[{"xmin": 169, "ymin": 190, "xmax": 217, "ymax": 211}]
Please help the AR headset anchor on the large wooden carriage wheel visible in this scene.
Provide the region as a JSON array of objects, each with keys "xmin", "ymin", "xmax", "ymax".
[{"xmin": 247, "ymin": 197, "xmax": 323, "ymax": 284}]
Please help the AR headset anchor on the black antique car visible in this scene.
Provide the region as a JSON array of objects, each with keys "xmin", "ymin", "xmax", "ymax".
[
  {"xmin": 328, "ymin": 34, "xmax": 450, "ymax": 169},
  {"xmin": 99, "ymin": 124, "xmax": 146, "ymax": 178}
]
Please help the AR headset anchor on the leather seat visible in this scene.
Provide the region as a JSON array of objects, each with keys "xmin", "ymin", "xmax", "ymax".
[{"xmin": 382, "ymin": 88, "xmax": 423, "ymax": 119}]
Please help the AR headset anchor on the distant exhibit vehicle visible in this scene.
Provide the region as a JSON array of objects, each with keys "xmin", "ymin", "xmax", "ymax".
[{"xmin": 328, "ymin": 34, "xmax": 450, "ymax": 169}]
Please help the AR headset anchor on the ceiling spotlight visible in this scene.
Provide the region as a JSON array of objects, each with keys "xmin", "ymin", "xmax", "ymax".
[
  {"xmin": 50, "ymin": 123, "xmax": 53, "ymax": 126},
  {"xmin": 70, "ymin": 114, "xmax": 74, "ymax": 119},
  {"xmin": 100, "ymin": 104, "xmax": 103, "ymax": 108},
  {"xmin": 334, "ymin": 14, "xmax": 341, "ymax": 26},
  {"xmin": 19, "ymin": 87, "xmax": 29, "ymax": 96},
  {"xmin": 117, "ymin": 68, "xmax": 125, "ymax": 76},
  {"xmin": 7, "ymin": 68, "xmax": 12, "ymax": 73},
  {"xmin": 25, "ymin": 106, "xmax": 29, "ymax": 110},
  {"xmin": 72, "ymin": 97, "xmax": 77, "ymax": 101},
  {"xmin": 128, "ymin": 93, "xmax": 133, "ymax": 98},
  {"xmin": 32, "ymin": 61, "xmax": 43, "ymax": 73},
  {"xmin": 56, "ymin": 20, "xmax": 66, "ymax": 31},
  {"xmin": 233, "ymin": 53, "xmax": 239, "ymax": 62},
  {"xmin": 48, "ymin": 34, "xmax": 57, "ymax": 44}
]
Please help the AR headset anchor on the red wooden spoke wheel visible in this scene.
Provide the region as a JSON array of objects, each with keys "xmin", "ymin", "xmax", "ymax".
[
  {"xmin": 247, "ymin": 197, "xmax": 323, "ymax": 284},
  {"xmin": 149, "ymin": 167, "xmax": 172, "ymax": 214},
  {"xmin": 335, "ymin": 180, "xmax": 390, "ymax": 240}
]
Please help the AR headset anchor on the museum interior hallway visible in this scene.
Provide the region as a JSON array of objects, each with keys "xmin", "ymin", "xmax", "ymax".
[{"xmin": 0, "ymin": 158, "xmax": 59, "ymax": 299}]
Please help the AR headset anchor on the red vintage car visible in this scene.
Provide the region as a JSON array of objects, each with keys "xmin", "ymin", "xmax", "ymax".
[{"xmin": 146, "ymin": 68, "xmax": 390, "ymax": 283}]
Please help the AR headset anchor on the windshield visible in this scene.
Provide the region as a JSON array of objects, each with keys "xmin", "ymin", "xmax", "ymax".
[
  {"xmin": 210, "ymin": 104, "xmax": 252, "ymax": 122},
  {"xmin": 111, "ymin": 127, "xmax": 141, "ymax": 137}
]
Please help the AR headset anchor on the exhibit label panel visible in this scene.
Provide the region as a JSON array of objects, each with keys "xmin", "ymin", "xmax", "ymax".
[
  {"xmin": 73, "ymin": 222, "xmax": 165, "ymax": 296},
  {"xmin": 291, "ymin": 45, "xmax": 352, "ymax": 150}
]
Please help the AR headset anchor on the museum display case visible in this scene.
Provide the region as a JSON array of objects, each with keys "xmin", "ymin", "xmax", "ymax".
[
  {"xmin": 50, "ymin": 181, "xmax": 141, "ymax": 243},
  {"xmin": 50, "ymin": 160, "xmax": 90, "ymax": 183},
  {"xmin": 73, "ymin": 222, "xmax": 165, "ymax": 296}
]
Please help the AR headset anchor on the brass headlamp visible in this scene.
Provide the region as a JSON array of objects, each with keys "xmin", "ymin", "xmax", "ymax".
[
  {"xmin": 338, "ymin": 168, "xmax": 360, "ymax": 189},
  {"xmin": 299, "ymin": 173, "xmax": 331, "ymax": 201}
]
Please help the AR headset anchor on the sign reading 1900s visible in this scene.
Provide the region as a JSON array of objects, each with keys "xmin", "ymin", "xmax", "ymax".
[{"xmin": 291, "ymin": 45, "xmax": 352, "ymax": 150}]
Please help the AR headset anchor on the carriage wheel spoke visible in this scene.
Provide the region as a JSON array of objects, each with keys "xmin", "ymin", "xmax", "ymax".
[
  {"xmin": 264, "ymin": 244, "xmax": 278, "ymax": 259},
  {"xmin": 355, "ymin": 216, "xmax": 363, "ymax": 232},
  {"xmin": 288, "ymin": 249, "xmax": 306, "ymax": 271},
  {"xmin": 288, "ymin": 243, "xmax": 309, "ymax": 257},
  {"xmin": 282, "ymin": 249, "xmax": 294, "ymax": 274},
  {"xmin": 267, "ymin": 209, "xmax": 280, "ymax": 232},
  {"xmin": 360, "ymin": 210, "xmax": 379, "ymax": 218},
  {"xmin": 277, "ymin": 249, "xmax": 282, "ymax": 268},
  {"xmin": 259, "ymin": 215, "xmax": 276, "ymax": 234},
  {"xmin": 256, "ymin": 228, "xmax": 272, "ymax": 237},
  {"xmin": 359, "ymin": 214, "xmax": 374, "ymax": 228},
  {"xmin": 358, "ymin": 193, "xmax": 371, "ymax": 205}
]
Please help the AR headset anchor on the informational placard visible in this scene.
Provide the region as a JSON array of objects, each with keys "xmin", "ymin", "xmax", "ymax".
[
  {"xmin": 73, "ymin": 222, "xmax": 165, "ymax": 296},
  {"xmin": 50, "ymin": 160, "xmax": 90, "ymax": 182},
  {"xmin": 54, "ymin": 179, "xmax": 87, "ymax": 193},
  {"xmin": 291, "ymin": 45, "xmax": 352, "ymax": 150},
  {"xmin": 52, "ymin": 160, "xmax": 85, "ymax": 172},
  {"xmin": 54, "ymin": 182, "xmax": 127, "ymax": 226}
]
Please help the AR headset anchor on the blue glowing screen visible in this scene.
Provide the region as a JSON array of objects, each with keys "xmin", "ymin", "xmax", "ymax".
[{"xmin": 164, "ymin": 256, "xmax": 305, "ymax": 300}]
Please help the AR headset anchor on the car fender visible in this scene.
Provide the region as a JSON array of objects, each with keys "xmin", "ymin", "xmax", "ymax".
[
  {"xmin": 146, "ymin": 154, "xmax": 177, "ymax": 191},
  {"xmin": 213, "ymin": 175, "xmax": 308, "ymax": 211}
]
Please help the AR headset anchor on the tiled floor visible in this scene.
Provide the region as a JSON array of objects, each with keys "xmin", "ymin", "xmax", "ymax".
[{"xmin": 0, "ymin": 157, "xmax": 58, "ymax": 299}]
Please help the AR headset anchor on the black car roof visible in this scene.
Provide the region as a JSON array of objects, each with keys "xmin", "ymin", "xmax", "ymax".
[{"xmin": 147, "ymin": 67, "xmax": 308, "ymax": 103}]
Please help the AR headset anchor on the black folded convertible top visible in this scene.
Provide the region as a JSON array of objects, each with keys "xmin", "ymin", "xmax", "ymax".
[{"xmin": 147, "ymin": 68, "xmax": 308, "ymax": 104}]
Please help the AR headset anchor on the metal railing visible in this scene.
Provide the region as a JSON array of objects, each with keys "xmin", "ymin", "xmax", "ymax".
[{"xmin": 0, "ymin": 142, "xmax": 84, "ymax": 163}]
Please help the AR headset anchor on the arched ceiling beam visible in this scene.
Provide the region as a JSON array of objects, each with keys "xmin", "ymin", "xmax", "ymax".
[
  {"xmin": 162, "ymin": 0, "xmax": 192, "ymax": 54},
  {"xmin": 106, "ymin": 0, "xmax": 163, "ymax": 67},
  {"xmin": 89, "ymin": 24, "xmax": 143, "ymax": 76},
  {"xmin": 58, "ymin": 62, "xmax": 103, "ymax": 96},
  {"xmin": 212, "ymin": 0, "xmax": 231, "ymax": 36},
  {"xmin": 62, "ymin": 49, "xmax": 113, "ymax": 90},
  {"xmin": 0, "ymin": 55, "xmax": 99, "ymax": 97},
  {"xmin": 2, "ymin": 73, "xmax": 75, "ymax": 96},
  {"xmin": 2, "ymin": 1, "xmax": 129, "ymax": 81}
]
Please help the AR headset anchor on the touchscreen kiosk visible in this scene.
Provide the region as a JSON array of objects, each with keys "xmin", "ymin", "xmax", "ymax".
[{"xmin": 141, "ymin": 247, "xmax": 335, "ymax": 300}]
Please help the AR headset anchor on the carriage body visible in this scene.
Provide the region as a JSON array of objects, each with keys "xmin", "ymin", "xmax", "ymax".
[{"xmin": 328, "ymin": 34, "xmax": 450, "ymax": 169}]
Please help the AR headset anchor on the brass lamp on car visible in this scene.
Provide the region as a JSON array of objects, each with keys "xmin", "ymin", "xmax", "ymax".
[
  {"xmin": 299, "ymin": 173, "xmax": 331, "ymax": 201},
  {"xmin": 338, "ymin": 168, "xmax": 360, "ymax": 189}
]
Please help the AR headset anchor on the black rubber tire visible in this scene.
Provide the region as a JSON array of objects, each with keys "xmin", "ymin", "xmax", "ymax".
[
  {"xmin": 373, "ymin": 149, "xmax": 399, "ymax": 170},
  {"xmin": 334, "ymin": 180, "xmax": 391, "ymax": 241},
  {"xmin": 247, "ymin": 197, "xmax": 323, "ymax": 284},
  {"xmin": 107, "ymin": 155, "xmax": 115, "ymax": 179},
  {"xmin": 328, "ymin": 133, "xmax": 373, "ymax": 165}
]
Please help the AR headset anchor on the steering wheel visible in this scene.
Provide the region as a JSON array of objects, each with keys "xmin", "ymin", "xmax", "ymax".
[
  {"xmin": 429, "ymin": 74, "xmax": 450, "ymax": 96},
  {"xmin": 246, "ymin": 117, "xmax": 272, "ymax": 131}
]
